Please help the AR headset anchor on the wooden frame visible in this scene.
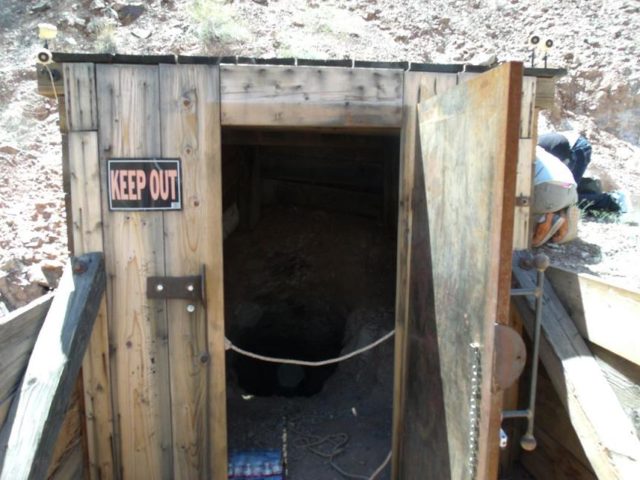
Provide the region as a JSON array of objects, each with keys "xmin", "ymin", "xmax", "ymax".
[{"xmin": 38, "ymin": 58, "xmax": 560, "ymax": 479}]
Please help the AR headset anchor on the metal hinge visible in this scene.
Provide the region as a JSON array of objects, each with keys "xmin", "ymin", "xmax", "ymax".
[
  {"xmin": 146, "ymin": 265, "xmax": 206, "ymax": 308},
  {"xmin": 515, "ymin": 195, "xmax": 530, "ymax": 207}
]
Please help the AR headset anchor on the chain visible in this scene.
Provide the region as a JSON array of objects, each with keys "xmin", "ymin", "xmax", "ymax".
[{"xmin": 467, "ymin": 343, "xmax": 482, "ymax": 479}]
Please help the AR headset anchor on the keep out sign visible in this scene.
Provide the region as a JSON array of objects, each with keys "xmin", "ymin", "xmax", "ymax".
[{"xmin": 108, "ymin": 159, "xmax": 182, "ymax": 211}]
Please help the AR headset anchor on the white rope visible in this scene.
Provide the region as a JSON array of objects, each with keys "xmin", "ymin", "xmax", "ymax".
[
  {"xmin": 368, "ymin": 450, "xmax": 391, "ymax": 480},
  {"xmin": 44, "ymin": 64, "xmax": 59, "ymax": 103},
  {"xmin": 224, "ymin": 330, "xmax": 395, "ymax": 367}
]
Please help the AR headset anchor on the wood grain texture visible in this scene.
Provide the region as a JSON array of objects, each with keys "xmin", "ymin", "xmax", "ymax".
[
  {"xmin": 512, "ymin": 138, "xmax": 534, "ymax": 249},
  {"xmin": 63, "ymin": 63, "xmax": 98, "ymax": 131},
  {"xmin": 47, "ymin": 380, "xmax": 87, "ymax": 480},
  {"xmin": 519, "ymin": 77, "xmax": 537, "ymax": 139},
  {"xmin": 416, "ymin": 63, "xmax": 521, "ymax": 479},
  {"xmin": 546, "ymin": 266, "xmax": 640, "ymax": 366},
  {"xmin": 159, "ymin": 64, "xmax": 227, "ymax": 480},
  {"xmin": 519, "ymin": 368, "xmax": 597, "ymax": 480},
  {"xmin": 67, "ymin": 130, "xmax": 115, "ymax": 480},
  {"xmin": 512, "ymin": 252, "xmax": 640, "ymax": 479},
  {"xmin": 591, "ymin": 343, "xmax": 640, "ymax": 439},
  {"xmin": 534, "ymin": 77, "xmax": 556, "ymax": 110},
  {"xmin": 391, "ymin": 72, "xmax": 459, "ymax": 479},
  {"xmin": 0, "ymin": 253, "xmax": 105, "ymax": 480},
  {"xmin": 220, "ymin": 65, "xmax": 403, "ymax": 128},
  {"xmin": 96, "ymin": 64, "xmax": 172, "ymax": 479},
  {"xmin": 0, "ymin": 294, "xmax": 52, "ymax": 428}
]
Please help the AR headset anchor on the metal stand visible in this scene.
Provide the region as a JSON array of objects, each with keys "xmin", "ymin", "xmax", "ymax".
[{"xmin": 502, "ymin": 253, "xmax": 549, "ymax": 451}]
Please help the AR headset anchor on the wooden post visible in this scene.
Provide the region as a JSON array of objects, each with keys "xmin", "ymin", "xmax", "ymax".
[
  {"xmin": 0, "ymin": 253, "xmax": 106, "ymax": 480},
  {"xmin": 64, "ymin": 62, "xmax": 116, "ymax": 480}
]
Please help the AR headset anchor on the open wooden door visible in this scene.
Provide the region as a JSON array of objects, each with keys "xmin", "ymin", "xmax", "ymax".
[
  {"xmin": 91, "ymin": 63, "xmax": 227, "ymax": 479},
  {"xmin": 392, "ymin": 62, "xmax": 522, "ymax": 479}
]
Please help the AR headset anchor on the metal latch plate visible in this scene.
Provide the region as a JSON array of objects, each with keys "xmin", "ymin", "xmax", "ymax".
[{"xmin": 147, "ymin": 267, "xmax": 205, "ymax": 305}]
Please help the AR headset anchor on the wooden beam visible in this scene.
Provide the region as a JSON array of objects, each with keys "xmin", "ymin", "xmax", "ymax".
[
  {"xmin": 546, "ymin": 266, "xmax": 640, "ymax": 366},
  {"xmin": 221, "ymin": 128, "xmax": 397, "ymax": 148},
  {"xmin": 0, "ymin": 293, "xmax": 53, "ymax": 428},
  {"xmin": 512, "ymin": 252, "xmax": 640, "ymax": 479},
  {"xmin": 0, "ymin": 253, "xmax": 106, "ymax": 480},
  {"xmin": 220, "ymin": 65, "xmax": 403, "ymax": 128}
]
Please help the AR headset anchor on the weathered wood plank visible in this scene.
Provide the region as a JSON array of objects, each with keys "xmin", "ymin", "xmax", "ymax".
[
  {"xmin": 47, "ymin": 380, "xmax": 86, "ymax": 480},
  {"xmin": 220, "ymin": 65, "xmax": 403, "ymax": 128},
  {"xmin": 535, "ymin": 77, "xmax": 556, "ymax": 110},
  {"xmin": 416, "ymin": 62, "xmax": 522, "ymax": 479},
  {"xmin": 96, "ymin": 64, "xmax": 172, "ymax": 479},
  {"xmin": 0, "ymin": 293, "xmax": 53, "ymax": 428},
  {"xmin": 391, "ymin": 72, "xmax": 457, "ymax": 478},
  {"xmin": 159, "ymin": 63, "xmax": 227, "ymax": 480},
  {"xmin": 512, "ymin": 252, "xmax": 640, "ymax": 479},
  {"xmin": 519, "ymin": 77, "xmax": 537, "ymax": 139},
  {"xmin": 591, "ymin": 343, "xmax": 640, "ymax": 439},
  {"xmin": 546, "ymin": 266, "xmax": 640, "ymax": 366},
  {"xmin": 63, "ymin": 63, "xmax": 98, "ymax": 131},
  {"xmin": 512, "ymin": 138, "xmax": 534, "ymax": 249},
  {"xmin": 0, "ymin": 253, "xmax": 105, "ymax": 480},
  {"xmin": 68, "ymin": 129, "xmax": 114, "ymax": 480}
]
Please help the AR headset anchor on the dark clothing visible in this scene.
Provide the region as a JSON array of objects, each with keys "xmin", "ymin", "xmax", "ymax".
[
  {"xmin": 538, "ymin": 132, "xmax": 592, "ymax": 184},
  {"xmin": 538, "ymin": 133, "xmax": 572, "ymax": 163}
]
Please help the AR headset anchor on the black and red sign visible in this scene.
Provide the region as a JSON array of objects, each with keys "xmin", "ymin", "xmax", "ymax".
[{"xmin": 108, "ymin": 159, "xmax": 182, "ymax": 211}]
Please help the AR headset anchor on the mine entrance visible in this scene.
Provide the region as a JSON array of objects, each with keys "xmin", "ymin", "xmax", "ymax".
[{"xmin": 222, "ymin": 127, "xmax": 399, "ymax": 477}]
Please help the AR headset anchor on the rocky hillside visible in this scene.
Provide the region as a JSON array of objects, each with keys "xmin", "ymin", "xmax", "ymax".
[{"xmin": 1, "ymin": 0, "xmax": 639, "ymax": 312}]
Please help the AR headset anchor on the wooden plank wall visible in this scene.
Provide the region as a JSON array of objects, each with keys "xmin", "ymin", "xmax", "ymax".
[
  {"xmin": 64, "ymin": 62, "xmax": 115, "ymax": 480},
  {"xmin": 220, "ymin": 65, "xmax": 403, "ymax": 128}
]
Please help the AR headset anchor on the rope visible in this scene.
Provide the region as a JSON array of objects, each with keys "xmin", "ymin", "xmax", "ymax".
[
  {"xmin": 224, "ymin": 330, "xmax": 395, "ymax": 367},
  {"xmin": 44, "ymin": 64, "xmax": 59, "ymax": 103},
  {"xmin": 293, "ymin": 432, "xmax": 390, "ymax": 480}
]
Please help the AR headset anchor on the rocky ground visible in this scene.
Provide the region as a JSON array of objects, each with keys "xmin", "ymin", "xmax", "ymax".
[{"xmin": 1, "ymin": 0, "xmax": 639, "ymax": 308}]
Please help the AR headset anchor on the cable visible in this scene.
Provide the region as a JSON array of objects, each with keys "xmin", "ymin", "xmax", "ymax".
[
  {"xmin": 44, "ymin": 64, "xmax": 59, "ymax": 103},
  {"xmin": 224, "ymin": 330, "xmax": 395, "ymax": 367}
]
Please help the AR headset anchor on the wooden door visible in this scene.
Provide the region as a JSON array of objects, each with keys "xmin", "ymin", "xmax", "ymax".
[
  {"xmin": 392, "ymin": 63, "xmax": 522, "ymax": 479},
  {"xmin": 94, "ymin": 64, "xmax": 227, "ymax": 479}
]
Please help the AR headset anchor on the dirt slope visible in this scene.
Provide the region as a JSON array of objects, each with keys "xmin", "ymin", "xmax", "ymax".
[{"xmin": 1, "ymin": 0, "xmax": 639, "ymax": 311}]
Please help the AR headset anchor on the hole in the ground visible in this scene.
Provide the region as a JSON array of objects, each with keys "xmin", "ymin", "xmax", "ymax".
[{"xmin": 231, "ymin": 298, "xmax": 346, "ymax": 397}]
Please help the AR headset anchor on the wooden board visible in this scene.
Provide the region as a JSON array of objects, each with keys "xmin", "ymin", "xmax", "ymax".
[
  {"xmin": 63, "ymin": 63, "xmax": 98, "ymax": 131},
  {"xmin": 64, "ymin": 62, "xmax": 115, "ymax": 480},
  {"xmin": 220, "ymin": 65, "xmax": 403, "ymax": 128},
  {"xmin": 96, "ymin": 64, "xmax": 172, "ymax": 479},
  {"xmin": 546, "ymin": 266, "xmax": 640, "ymax": 366},
  {"xmin": 159, "ymin": 64, "xmax": 227, "ymax": 480},
  {"xmin": 0, "ymin": 293, "xmax": 52, "ymax": 427},
  {"xmin": 0, "ymin": 253, "xmax": 105, "ymax": 480},
  {"xmin": 391, "ymin": 71, "xmax": 458, "ymax": 478},
  {"xmin": 405, "ymin": 62, "xmax": 521, "ymax": 479},
  {"xmin": 512, "ymin": 253, "xmax": 640, "ymax": 479}
]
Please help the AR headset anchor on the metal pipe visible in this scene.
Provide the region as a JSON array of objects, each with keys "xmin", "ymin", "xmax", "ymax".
[
  {"xmin": 509, "ymin": 287, "xmax": 538, "ymax": 297},
  {"xmin": 504, "ymin": 253, "xmax": 549, "ymax": 452}
]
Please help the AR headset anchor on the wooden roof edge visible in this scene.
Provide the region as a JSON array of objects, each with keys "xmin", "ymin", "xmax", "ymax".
[{"xmin": 49, "ymin": 52, "xmax": 566, "ymax": 78}]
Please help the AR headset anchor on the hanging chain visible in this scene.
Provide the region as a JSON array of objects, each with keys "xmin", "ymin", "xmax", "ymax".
[{"xmin": 467, "ymin": 343, "xmax": 482, "ymax": 480}]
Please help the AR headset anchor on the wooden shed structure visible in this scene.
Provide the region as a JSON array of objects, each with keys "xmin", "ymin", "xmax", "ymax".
[{"xmin": 21, "ymin": 54, "xmax": 577, "ymax": 479}]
